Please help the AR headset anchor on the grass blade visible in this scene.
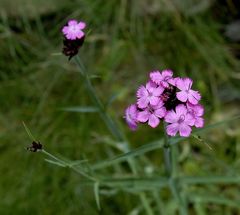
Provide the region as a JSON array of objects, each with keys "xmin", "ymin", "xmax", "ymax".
[
  {"xmin": 61, "ymin": 106, "xmax": 99, "ymax": 113},
  {"xmin": 94, "ymin": 182, "xmax": 101, "ymax": 210},
  {"xmin": 44, "ymin": 159, "xmax": 66, "ymax": 167},
  {"xmin": 92, "ymin": 139, "xmax": 164, "ymax": 170},
  {"xmin": 181, "ymin": 176, "xmax": 240, "ymax": 184}
]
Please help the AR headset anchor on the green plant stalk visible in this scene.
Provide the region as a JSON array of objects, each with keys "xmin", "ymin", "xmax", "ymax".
[
  {"xmin": 163, "ymin": 123, "xmax": 171, "ymax": 175},
  {"xmin": 163, "ymin": 129, "xmax": 188, "ymax": 215},
  {"xmin": 74, "ymin": 55, "xmax": 154, "ymax": 215}
]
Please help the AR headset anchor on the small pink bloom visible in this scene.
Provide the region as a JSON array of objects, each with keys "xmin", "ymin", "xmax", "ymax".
[
  {"xmin": 62, "ymin": 19, "xmax": 86, "ymax": 40},
  {"xmin": 187, "ymin": 103, "xmax": 204, "ymax": 128},
  {"xmin": 125, "ymin": 104, "xmax": 138, "ymax": 130},
  {"xmin": 137, "ymin": 101, "xmax": 166, "ymax": 128},
  {"xmin": 150, "ymin": 69, "xmax": 173, "ymax": 88},
  {"xmin": 176, "ymin": 78, "xmax": 201, "ymax": 105},
  {"xmin": 137, "ymin": 81, "xmax": 164, "ymax": 109},
  {"xmin": 165, "ymin": 104, "xmax": 194, "ymax": 137}
]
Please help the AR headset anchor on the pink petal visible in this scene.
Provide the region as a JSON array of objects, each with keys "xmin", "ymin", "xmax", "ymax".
[
  {"xmin": 165, "ymin": 111, "xmax": 178, "ymax": 123},
  {"xmin": 76, "ymin": 31, "xmax": 84, "ymax": 39},
  {"xmin": 62, "ymin": 26, "xmax": 69, "ymax": 34},
  {"xmin": 195, "ymin": 117, "xmax": 204, "ymax": 128},
  {"xmin": 176, "ymin": 78, "xmax": 186, "ymax": 90},
  {"xmin": 137, "ymin": 110, "xmax": 150, "ymax": 122},
  {"xmin": 146, "ymin": 81, "xmax": 157, "ymax": 92},
  {"xmin": 68, "ymin": 20, "xmax": 78, "ymax": 26},
  {"xmin": 168, "ymin": 77, "xmax": 179, "ymax": 86},
  {"xmin": 148, "ymin": 114, "xmax": 160, "ymax": 128},
  {"xmin": 154, "ymin": 107, "xmax": 166, "ymax": 118},
  {"xmin": 194, "ymin": 104, "xmax": 204, "ymax": 116},
  {"xmin": 188, "ymin": 90, "xmax": 201, "ymax": 105},
  {"xmin": 137, "ymin": 86, "xmax": 148, "ymax": 98},
  {"xmin": 78, "ymin": 21, "xmax": 86, "ymax": 29},
  {"xmin": 166, "ymin": 123, "xmax": 179, "ymax": 136},
  {"xmin": 152, "ymin": 86, "xmax": 164, "ymax": 96},
  {"xmin": 125, "ymin": 105, "xmax": 138, "ymax": 131},
  {"xmin": 66, "ymin": 33, "xmax": 76, "ymax": 40},
  {"xmin": 149, "ymin": 96, "xmax": 160, "ymax": 106},
  {"xmin": 162, "ymin": 69, "xmax": 173, "ymax": 78},
  {"xmin": 179, "ymin": 124, "xmax": 192, "ymax": 137},
  {"xmin": 137, "ymin": 97, "xmax": 149, "ymax": 108},
  {"xmin": 184, "ymin": 78, "xmax": 193, "ymax": 90},
  {"xmin": 176, "ymin": 91, "xmax": 188, "ymax": 102},
  {"xmin": 126, "ymin": 120, "xmax": 137, "ymax": 130},
  {"xmin": 184, "ymin": 113, "xmax": 195, "ymax": 126},
  {"xmin": 150, "ymin": 71, "xmax": 162, "ymax": 84},
  {"xmin": 187, "ymin": 103, "xmax": 204, "ymax": 116},
  {"xmin": 154, "ymin": 100, "xmax": 164, "ymax": 108},
  {"xmin": 175, "ymin": 104, "xmax": 187, "ymax": 116}
]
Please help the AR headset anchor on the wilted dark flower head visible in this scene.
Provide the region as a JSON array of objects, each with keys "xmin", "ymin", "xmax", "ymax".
[
  {"xmin": 27, "ymin": 141, "xmax": 42, "ymax": 152},
  {"xmin": 125, "ymin": 70, "xmax": 204, "ymax": 137},
  {"xmin": 61, "ymin": 19, "xmax": 86, "ymax": 60}
]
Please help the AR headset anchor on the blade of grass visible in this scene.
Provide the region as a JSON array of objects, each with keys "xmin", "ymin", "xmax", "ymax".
[
  {"xmin": 94, "ymin": 182, "xmax": 101, "ymax": 210},
  {"xmin": 180, "ymin": 176, "xmax": 240, "ymax": 184},
  {"xmin": 92, "ymin": 139, "xmax": 164, "ymax": 170},
  {"xmin": 61, "ymin": 106, "xmax": 99, "ymax": 113},
  {"xmin": 189, "ymin": 193, "xmax": 240, "ymax": 208}
]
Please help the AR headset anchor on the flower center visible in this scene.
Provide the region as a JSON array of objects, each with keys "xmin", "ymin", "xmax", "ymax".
[
  {"xmin": 148, "ymin": 106, "xmax": 154, "ymax": 114},
  {"xmin": 70, "ymin": 25, "xmax": 77, "ymax": 32},
  {"xmin": 178, "ymin": 114, "xmax": 185, "ymax": 123}
]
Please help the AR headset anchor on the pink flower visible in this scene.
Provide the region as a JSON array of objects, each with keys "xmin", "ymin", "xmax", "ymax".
[
  {"xmin": 150, "ymin": 69, "xmax": 173, "ymax": 88},
  {"xmin": 62, "ymin": 20, "xmax": 86, "ymax": 40},
  {"xmin": 176, "ymin": 78, "xmax": 201, "ymax": 105},
  {"xmin": 187, "ymin": 103, "xmax": 204, "ymax": 128},
  {"xmin": 125, "ymin": 104, "xmax": 138, "ymax": 130},
  {"xmin": 137, "ymin": 81, "xmax": 164, "ymax": 109},
  {"xmin": 165, "ymin": 104, "xmax": 194, "ymax": 137},
  {"xmin": 137, "ymin": 101, "xmax": 166, "ymax": 128}
]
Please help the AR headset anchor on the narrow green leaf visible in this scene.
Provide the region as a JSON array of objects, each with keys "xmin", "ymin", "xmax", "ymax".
[
  {"xmin": 189, "ymin": 193, "xmax": 240, "ymax": 208},
  {"xmin": 181, "ymin": 176, "xmax": 240, "ymax": 184},
  {"xmin": 44, "ymin": 159, "xmax": 66, "ymax": 167},
  {"xmin": 22, "ymin": 121, "xmax": 36, "ymax": 141},
  {"xmin": 94, "ymin": 182, "xmax": 101, "ymax": 210},
  {"xmin": 92, "ymin": 139, "xmax": 164, "ymax": 170},
  {"xmin": 101, "ymin": 177, "xmax": 168, "ymax": 190},
  {"xmin": 61, "ymin": 106, "xmax": 99, "ymax": 113}
]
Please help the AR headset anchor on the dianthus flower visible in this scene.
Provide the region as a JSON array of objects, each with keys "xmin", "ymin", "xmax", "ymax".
[
  {"xmin": 61, "ymin": 19, "xmax": 86, "ymax": 60},
  {"xmin": 125, "ymin": 69, "xmax": 204, "ymax": 137},
  {"xmin": 137, "ymin": 100, "xmax": 166, "ymax": 128},
  {"xmin": 62, "ymin": 20, "xmax": 86, "ymax": 40},
  {"xmin": 137, "ymin": 81, "xmax": 164, "ymax": 108},
  {"xmin": 165, "ymin": 104, "xmax": 194, "ymax": 137},
  {"xmin": 125, "ymin": 104, "xmax": 138, "ymax": 131}
]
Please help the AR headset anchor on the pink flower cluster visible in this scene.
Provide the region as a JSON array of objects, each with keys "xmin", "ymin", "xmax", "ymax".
[{"xmin": 125, "ymin": 70, "xmax": 204, "ymax": 137}]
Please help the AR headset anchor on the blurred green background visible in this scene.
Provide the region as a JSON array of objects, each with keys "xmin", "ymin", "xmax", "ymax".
[{"xmin": 0, "ymin": 0, "xmax": 240, "ymax": 214}]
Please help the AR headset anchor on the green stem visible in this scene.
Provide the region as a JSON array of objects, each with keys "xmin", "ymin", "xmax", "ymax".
[
  {"xmin": 163, "ymin": 123, "xmax": 171, "ymax": 175},
  {"xmin": 74, "ymin": 55, "xmax": 153, "ymax": 215},
  {"xmin": 162, "ymin": 125, "xmax": 188, "ymax": 215},
  {"xmin": 170, "ymin": 144, "xmax": 188, "ymax": 215}
]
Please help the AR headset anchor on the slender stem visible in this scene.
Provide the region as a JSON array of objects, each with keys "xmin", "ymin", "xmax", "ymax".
[
  {"xmin": 162, "ymin": 125, "xmax": 188, "ymax": 215},
  {"xmin": 163, "ymin": 123, "xmax": 171, "ymax": 175},
  {"xmin": 74, "ymin": 55, "xmax": 154, "ymax": 215},
  {"xmin": 170, "ymin": 144, "xmax": 188, "ymax": 215}
]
